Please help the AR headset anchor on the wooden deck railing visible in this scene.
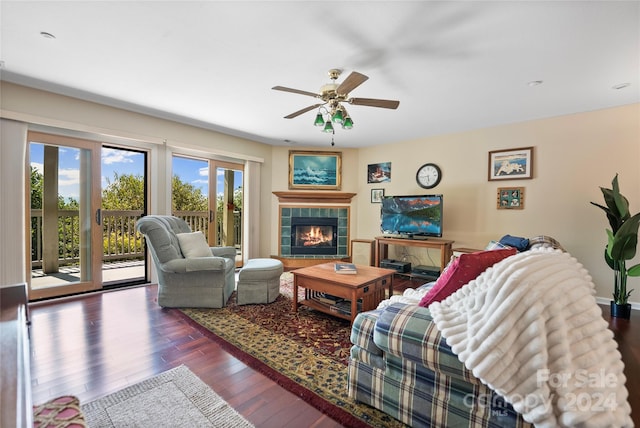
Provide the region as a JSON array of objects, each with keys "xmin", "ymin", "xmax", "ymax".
[{"xmin": 30, "ymin": 210, "xmax": 241, "ymax": 268}]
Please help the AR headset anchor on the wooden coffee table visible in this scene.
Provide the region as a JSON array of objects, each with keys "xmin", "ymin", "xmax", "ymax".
[{"xmin": 292, "ymin": 262, "xmax": 396, "ymax": 324}]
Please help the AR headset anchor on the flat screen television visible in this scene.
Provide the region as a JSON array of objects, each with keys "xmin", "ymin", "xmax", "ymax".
[{"xmin": 380, "ymin": 194, "xmax": 443, "ymax": 238}]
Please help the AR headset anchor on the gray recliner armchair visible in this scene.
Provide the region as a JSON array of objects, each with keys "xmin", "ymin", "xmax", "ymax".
[{"xmin": 136, "ymin": 215, "xmax": 236, "ymax": 308}]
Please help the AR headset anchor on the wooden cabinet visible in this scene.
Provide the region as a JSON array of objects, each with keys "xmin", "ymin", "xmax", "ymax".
[{"xmin": 1, "ymin": 283, "xmax": 33, "ymax": 428}]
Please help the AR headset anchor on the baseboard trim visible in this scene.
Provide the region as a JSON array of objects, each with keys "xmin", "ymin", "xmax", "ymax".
[{"xmin": 595, "ymin": 296, "xmax": 639, "ymax": 310}]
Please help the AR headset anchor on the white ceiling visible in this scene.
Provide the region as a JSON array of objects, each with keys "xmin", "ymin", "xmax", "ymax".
[{"xmin": 1, "ymin": 1, "xmax": 638, "ymax": 149}]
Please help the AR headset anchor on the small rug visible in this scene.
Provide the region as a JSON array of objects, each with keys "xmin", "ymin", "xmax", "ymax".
[
  {"xmin": 81, "ymin": 365, "xmax": 254, "ymax": 428},
  {"xmin": 177, "ymin": 273, "xmax": 408, "ymax": 428}
]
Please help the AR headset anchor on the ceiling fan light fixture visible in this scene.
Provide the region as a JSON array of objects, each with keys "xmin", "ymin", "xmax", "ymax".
[
  {"xmin": 342, "ymin": 116, "xmax": 354, "ymax": 129},
  {"xmin": 331, "ymin": 108, "xmax": 343, "ymax": 124},
  {"xmin": 273, "ymin": 69, "xmax": 399, "ymax": 136}
]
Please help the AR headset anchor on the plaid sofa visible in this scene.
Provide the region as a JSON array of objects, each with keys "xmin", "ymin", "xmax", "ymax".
[{"xmin": 347, "ymin": 303, "xmax": 532, "ymax": 427}]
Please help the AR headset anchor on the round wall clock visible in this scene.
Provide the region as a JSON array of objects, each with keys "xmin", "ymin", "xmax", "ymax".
[{"xmin": 416, "ymin": 163, "xmax": 442, "ymax": 189}]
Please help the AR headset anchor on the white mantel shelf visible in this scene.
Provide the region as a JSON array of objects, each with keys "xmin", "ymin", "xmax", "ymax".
[{"xmin": 273, "ymin": 191, "xmax": 356, "ymax": 204}]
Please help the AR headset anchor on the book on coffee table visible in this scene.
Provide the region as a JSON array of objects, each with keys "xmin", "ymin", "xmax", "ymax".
[
  {"xmin": 315, "ymin": 293, "xmax": 344, "ymax": 305},
  {"xmin": 334, "ymin": 262, "xmax": 357, "ymax": 274},
  {"xmin": 330, "ymin": 299, "xmax": 363, "ymax": 316}
]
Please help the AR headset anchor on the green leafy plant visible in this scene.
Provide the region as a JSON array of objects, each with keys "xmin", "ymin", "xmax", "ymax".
[{"xmin": 591, "ymin": 174, "xmax": 640, "ymax": 304}]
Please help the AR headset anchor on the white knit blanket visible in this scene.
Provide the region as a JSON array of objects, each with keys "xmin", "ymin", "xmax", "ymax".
[{"xmin": 429, "ymin": 248, "xmax": 632, "ymax": 427}]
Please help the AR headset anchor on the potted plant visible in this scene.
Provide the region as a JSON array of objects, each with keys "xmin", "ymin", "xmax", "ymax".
[{"xmin": 591, "ymin": 174, "xmax": 640, "ymax": 319}]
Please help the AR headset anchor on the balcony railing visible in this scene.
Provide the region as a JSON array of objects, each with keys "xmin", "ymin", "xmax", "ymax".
[{"xmin": 30, "ymin": 210, "xmax": 242, "ymax": 268}]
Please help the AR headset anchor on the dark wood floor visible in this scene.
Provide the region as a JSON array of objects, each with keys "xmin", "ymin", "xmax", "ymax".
[
  {"xmin": 601, "ymin": 306, "xmax": 639, "ymax": 426},
  {"xmin": 28, "ymin": 283, "xmax": 639, "ymax": 427},
  {"xmin": 29, "ymin": 285, "xmax": 343, "ymax": 428}
]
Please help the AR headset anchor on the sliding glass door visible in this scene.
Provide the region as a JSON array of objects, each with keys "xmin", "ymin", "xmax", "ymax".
[
  {"xmin": 28, "ymin": 132, "xmax": 102, "ymax": 299},
  {"xmin": 28, "ymin": 133, "xmax": 149, "ymax": 299},
  {"xmin": 172, "ymin": 155, "xmax": 244, "ymax": 267}
]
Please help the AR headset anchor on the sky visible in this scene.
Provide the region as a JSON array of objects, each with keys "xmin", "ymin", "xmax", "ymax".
[{"xmin": 29, "ymin": 144, "xmax": 242, "ymax": 201}]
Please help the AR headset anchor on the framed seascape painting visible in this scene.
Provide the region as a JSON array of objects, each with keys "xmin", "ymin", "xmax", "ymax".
[
  {"xmin": 497, "ymin": 187, "xmax": 525, "ymax": 209},
  {"xmin": 288, "ymin": 150, "xmax": 342, "ymax": 190},
  {"xmin": 488, "ymin": 147, "xmax": 533, "ymax": 181}
]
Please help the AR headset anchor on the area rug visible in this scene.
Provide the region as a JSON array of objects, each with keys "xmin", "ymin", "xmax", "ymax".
[
  {"xmin": 177, "ymin": 273, "xmax": 408, "ymax": 428},
  {"xmin": 81, "ymin": 365, "xmax": 254, "ymax": 428}
]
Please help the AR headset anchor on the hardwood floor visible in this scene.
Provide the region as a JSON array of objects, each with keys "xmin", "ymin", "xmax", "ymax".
[
  {"xmin": 28, "ymin": 285, "xmax": 342, "ymax": 428},
  {"xmin": 600, "ymin": 304, "xmax": 639, "ymax": 427},
  {"xmin": 28, "ymin": 284, "xmax": 639, "ymax": 427}
]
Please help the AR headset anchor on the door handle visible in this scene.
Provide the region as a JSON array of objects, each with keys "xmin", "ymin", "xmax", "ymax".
[{"xmin": 96, "ymin": 208, "xmax": 102, "ymax": 225}]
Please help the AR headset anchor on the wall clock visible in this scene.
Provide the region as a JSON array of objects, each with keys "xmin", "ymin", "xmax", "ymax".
[{"xmin": 416, "ymin": 163, "xmax": 442, "ymax": 189}]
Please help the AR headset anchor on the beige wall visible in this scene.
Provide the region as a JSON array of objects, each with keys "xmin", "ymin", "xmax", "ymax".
[
  {"xmin": 269, "ymin": 104, "xmax": 640, "ymax": 305},
  {"xmin": 2, "ymin": 81, "xmax": 639, "ymax": 304}
]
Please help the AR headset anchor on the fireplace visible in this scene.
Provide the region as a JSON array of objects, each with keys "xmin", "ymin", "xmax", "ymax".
[
  {"xmin": 278, "ymin": 205, "xmax": 349, "ymax": 258},
  {"xmin": 290, "ymin": 217, "xmax": 338, "ymax": 255}
]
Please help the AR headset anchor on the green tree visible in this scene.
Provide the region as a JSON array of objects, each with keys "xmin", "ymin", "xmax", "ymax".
[
  {"xmin": 30, "ymin": 166, "xmax": 43, "ymax": 209},
  {"xmin": 102, "ymin": 172, "xmax": 144, "ymax": 210},
  {"xmin": 172, "ymin": 175, "xmax": 207, "ymax": 211},
  {"xmin": 30, "ymin": 165, "xmax": 80, "ymax": 261}
]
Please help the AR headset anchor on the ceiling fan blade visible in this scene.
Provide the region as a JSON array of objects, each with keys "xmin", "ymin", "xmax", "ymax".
[
  {"xmin": 284, "ymin": 103, "xmax": 325, "ymax": 119},
  {"xmin": 349, "ymin": 97, "xmax": 400, "ymax": 109},
  {"xmin": 272, "ymin": 86, "xmax": 319, "ymax": 98},
  {"xmin": 336, "ymin": 71, "xmax": 369, "ymax": 95}
]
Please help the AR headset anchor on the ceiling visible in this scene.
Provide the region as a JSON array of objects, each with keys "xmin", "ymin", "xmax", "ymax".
[{"xmin": 1, "ymin": 1, "xmax": 638, "ymax": 149}]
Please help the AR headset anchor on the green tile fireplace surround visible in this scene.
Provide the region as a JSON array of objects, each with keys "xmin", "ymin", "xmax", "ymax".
[
  {"xmin": 273, "ymin": 191, "xmax": 356, "ymax": 269},
  {"xmin": 280, "ymin": 206, "xmax": 349, "ymax": 257}
]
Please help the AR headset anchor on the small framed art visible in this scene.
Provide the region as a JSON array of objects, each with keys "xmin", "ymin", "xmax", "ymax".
[
  {"xmin": 288, "ymin": 150, "xmax": 342, "ymax": 190},
  {"xmin": 497, "ymin": 187, "xmax": 525, "ymax": 209},
  {"xmin": 371, "ymin": 188, "xmax": 384, "ymax": 203},
  {"xmin": 488, "ymin": 147, "xmax": 533, "ymax": 181},
  {"xmin": 367, "ymin": 162, "xmax": 391, "ymax": 183}
]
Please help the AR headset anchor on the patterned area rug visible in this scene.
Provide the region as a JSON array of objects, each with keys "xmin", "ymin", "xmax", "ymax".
[
  {"xmin": 178, "ymin": 273, "xmax": 407, "ymax": 428},
  {"xmin": 81, "ymin": 365, "xmax": 254, "ymax": 427}
]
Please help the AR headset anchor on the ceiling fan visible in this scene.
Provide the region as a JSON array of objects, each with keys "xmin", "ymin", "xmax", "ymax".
[{"xmin": 272, "ymin": 69, "xmax": 400, "ymax": 132}]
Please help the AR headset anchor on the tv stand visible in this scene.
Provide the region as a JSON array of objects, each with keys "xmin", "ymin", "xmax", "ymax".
[
  {"xmin": 375, "ymin": 236, "xmax": 454, "ymax": 273},
  {"xmin": 380, "ymin": 233, "xmax": 430, "ymax": 240},
  {"xmin": 408, "ymin": 235, "xmax": 430, "ymax": 241}
]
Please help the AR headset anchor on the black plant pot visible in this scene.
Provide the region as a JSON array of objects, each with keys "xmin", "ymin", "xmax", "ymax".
[{"xmin": 610, "ymin": 301, "xmax": 632, "ymax": 319}]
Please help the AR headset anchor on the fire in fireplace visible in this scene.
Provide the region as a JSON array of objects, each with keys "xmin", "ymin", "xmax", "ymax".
[{"xmin": 290, "ymin": 217, "xmax": 338, "ymax": 255}]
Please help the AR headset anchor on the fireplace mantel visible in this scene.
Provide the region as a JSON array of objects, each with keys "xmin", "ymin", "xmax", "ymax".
[{"xmin": 273, "ymin": 191, "xmax": 356, "ymax": 204}]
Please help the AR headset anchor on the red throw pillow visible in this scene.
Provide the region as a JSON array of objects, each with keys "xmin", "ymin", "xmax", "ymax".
[{"xmin": 418, "ymin": 248, "xmax": 516, "ymax": 307}]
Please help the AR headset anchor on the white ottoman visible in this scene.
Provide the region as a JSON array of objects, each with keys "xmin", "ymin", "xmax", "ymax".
[{"xmin": 236, "ymin": 258, "xmax": 284, "ymax": 305}]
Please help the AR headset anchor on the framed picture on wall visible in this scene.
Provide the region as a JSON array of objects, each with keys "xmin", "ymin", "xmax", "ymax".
[
  {"xmin": 288, "ymin": 150, "xmax": 342, "ymax": 190},
  {"xmin": 371, "ymin": 188, "xmax": 384, "ymax": 203},
  {"xmin": 367, "ymin": 162, "xmax": 391, "ymax": 183},
  {"xmin": 488, "ymin": 147, "xmax": 533, "ymax": 181},
  {"xmin": 497, "ymin": 187, "xmax": 525, "ymax": 209}
]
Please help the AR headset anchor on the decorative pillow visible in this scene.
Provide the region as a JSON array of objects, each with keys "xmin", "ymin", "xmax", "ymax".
[
  {"xmin": 418, "ymin": 248, "xmax": 517, "ymax": 307},
  {"xmin": 485, "ymin": 240, "xmax": 511, "ymax": 250},
  {"xmin": 176, "ymin": 231, "xmax": 211, "ymax": 258},
  {"xmin": 528, "ymin": 235, "xmax": 566, "ymax": 251},
  {"xmin": 499, "ymin": 234, "xmax": 529, "ymax": 251},
  {"xmin": 33, "ymin": 395, "xmax": 87, "ymax": 428}
]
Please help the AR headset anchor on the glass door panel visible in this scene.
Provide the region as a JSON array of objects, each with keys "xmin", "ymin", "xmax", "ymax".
[
  {"xmin": 171, "ymin": 156, "xmax": 243, "ymax": 267},
  {"xmin": 101, "ymin": 146, "xmax": 147, "ymax": 286},
  {"xmin": 171, "ymin": 156, "xmax": 210, "ymax": 236},
  {"xmin": 28, "ymin": 132, "xmax": 102, "ymax": 299},
  {"xmin": 214, "ymin": 162, "xmax": 243, "ymax": 267}
]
